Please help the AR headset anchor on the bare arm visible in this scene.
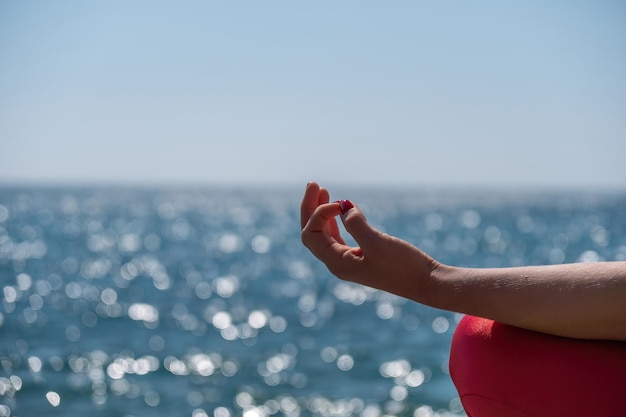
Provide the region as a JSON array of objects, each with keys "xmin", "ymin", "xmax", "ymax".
[
  {"xmin": 301, "ymin": 182, "xmax": 626, "ymax": 341},
  {"xmin": 431, "ymin": 262, "xmax": 626, "ymax": 340}
]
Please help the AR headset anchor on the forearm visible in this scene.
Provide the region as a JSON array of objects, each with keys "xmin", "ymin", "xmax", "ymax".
[{"xmin": 424, "ymin": 261, "xmax": 626, "ymax": 341}]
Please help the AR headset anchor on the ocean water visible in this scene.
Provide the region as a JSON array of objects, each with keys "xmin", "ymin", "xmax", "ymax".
[{"xmin": 1, "ymin": 185, "xmax": 625, "ymax": 417}]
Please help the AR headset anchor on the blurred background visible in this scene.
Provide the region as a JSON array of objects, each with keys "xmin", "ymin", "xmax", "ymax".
[
  {"xmin": 1, "ymin": 2, "xmax": 625, "ymax": 417},
  {"xmin": 1, "ymin": 0, "xmax": 625, "ymax": 189}
]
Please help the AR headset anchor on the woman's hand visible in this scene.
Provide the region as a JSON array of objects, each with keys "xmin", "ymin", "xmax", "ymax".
[
  {"xmin": 300, "ymin": 182, "xmax": 626, "ymax": 340},
  {"xmin": 300, "ymin": 182, "xmax": 440, "ymax": 302}
]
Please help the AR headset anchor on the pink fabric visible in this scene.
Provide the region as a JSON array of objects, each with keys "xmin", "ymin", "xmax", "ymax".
[{"xmin": 449, "ymin": 316, "xmax": 626, "ymax": 417}]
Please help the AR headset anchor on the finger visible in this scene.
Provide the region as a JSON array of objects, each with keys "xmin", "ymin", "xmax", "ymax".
[
  {"xmin": 302, "ymin": 202, "xmax": 341, "ymax": 234},
  {"xmin": 326, "ymin": 200, "xmax": 346, "ymax": 245},
  {"xmin": 318, "ymin": 187, "xmax": 331, "ymax": 234},
  {"xmin": 300, "ymin": 182, "xmax": 321, "ymax": 229},
  {"xmin": 301, "ymin": 203, "xmax": 345, "ymax": 257},
  {"xmin": 339, "ymin": 201, "xmax": 381, "ymax": 252},
  {"xmin": 318, "ymin": 187, "xmax": 330, "ymax": 205},
  {"xmin": 318, "ymin": 188, "xmax": 346, "ymax": 244},
  {"xmin": 328, "ymin": 216, "xmax": 345, "ymax": 245}
]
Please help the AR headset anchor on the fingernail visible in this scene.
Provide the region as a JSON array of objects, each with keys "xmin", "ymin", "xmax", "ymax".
[{"xmin": 338, "ymin": 200, "xmax": 354, "ymax": 215}]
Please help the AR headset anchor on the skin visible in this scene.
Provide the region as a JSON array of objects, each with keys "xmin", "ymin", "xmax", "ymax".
[{"xmin": 301, "ymin": 182, "xmax": 626, "ymax": 341}]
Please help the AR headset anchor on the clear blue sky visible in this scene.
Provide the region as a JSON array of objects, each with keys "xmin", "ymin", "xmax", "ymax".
[{"xmin": 1, "ymin": 1, "xmax": 625, "ymax": 188}]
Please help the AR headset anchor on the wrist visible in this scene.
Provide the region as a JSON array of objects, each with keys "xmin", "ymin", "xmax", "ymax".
[{"xmin": 420, "ymin": 263, "xmax": 468, "ymax": 312}]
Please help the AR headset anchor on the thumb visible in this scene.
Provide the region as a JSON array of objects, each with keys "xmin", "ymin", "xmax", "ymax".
[{"xmin": 337, "ymin": 200, "xmax": 382, "ymax": 251}]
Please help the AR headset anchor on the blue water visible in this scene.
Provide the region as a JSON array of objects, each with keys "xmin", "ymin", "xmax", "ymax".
[{"xmin": 1, "ymin": 185, "xmax": 625, "ymax": 417}]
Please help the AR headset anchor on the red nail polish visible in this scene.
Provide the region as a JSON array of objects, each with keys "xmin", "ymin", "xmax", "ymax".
[{"xmin": 338, "ymin": 200, "xmax": 354, "ymax": 215}]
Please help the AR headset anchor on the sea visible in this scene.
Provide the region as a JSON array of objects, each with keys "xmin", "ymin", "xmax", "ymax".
[{"xmin": 1, "ymin": 185, "xmax": 625, "ymax": 417}]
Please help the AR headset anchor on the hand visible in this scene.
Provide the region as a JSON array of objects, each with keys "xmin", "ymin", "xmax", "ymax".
[{"xmin": 300, "ymin": 182, "xmax": 439, "ymax": 302}]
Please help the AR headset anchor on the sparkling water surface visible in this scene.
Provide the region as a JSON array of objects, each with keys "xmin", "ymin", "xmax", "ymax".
[{"xmin": 1, "ymin": 185, "xmax": 625, "ymax": 417}]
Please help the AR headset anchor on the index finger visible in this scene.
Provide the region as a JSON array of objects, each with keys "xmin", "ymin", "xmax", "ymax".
[{"xmin": 301, "ymin": 202, "xmax": 345, "ymax": 259}]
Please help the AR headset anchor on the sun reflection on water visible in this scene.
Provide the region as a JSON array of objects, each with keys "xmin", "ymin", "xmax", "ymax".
[{"xmin": 1, "ymin": 187, "xmax": 624, "ymax": 416}]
